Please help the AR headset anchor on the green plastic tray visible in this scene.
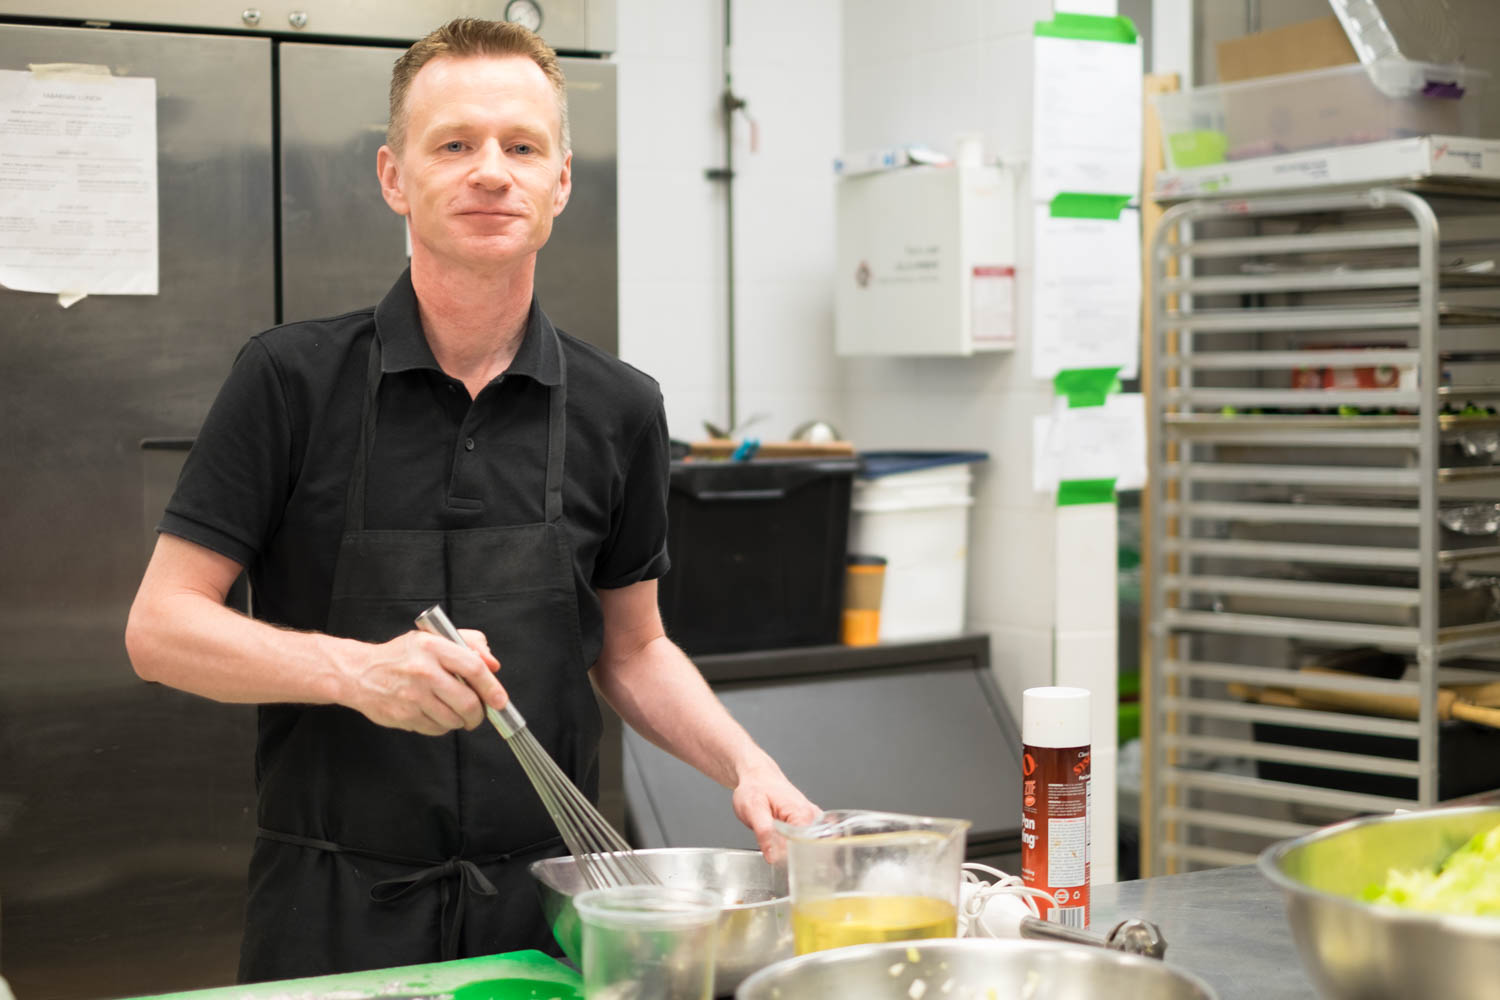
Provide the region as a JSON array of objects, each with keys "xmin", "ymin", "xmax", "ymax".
[{"xmin": 124, "ymin": 950, "xmax": 581, "ymax": 1000}]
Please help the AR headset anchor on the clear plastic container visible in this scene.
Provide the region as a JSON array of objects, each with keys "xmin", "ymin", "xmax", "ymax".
[
  {"xmin": 574, "ymin": 885, "xmax": 722, "ymax": 1000},
  {"xmin": 774, "ymin": 809, "xmax": 971, "ymax": 955},
  {"xmin": 1154, "ymin": 61, "xmax": 1488, "ymax": 171}
]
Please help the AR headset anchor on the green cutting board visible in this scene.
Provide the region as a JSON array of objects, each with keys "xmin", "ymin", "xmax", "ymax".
[{"xmin": 125, "ymin": 950, "xmax": 581, "ymax": 1000}]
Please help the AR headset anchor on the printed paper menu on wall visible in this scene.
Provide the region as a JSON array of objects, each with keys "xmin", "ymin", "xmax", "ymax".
[{"xmin": 0, "ymin": 65, "xmax": 157, "ymax": 304}]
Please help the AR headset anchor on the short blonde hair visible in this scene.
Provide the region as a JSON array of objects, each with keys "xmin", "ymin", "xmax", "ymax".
[{"xmin": 387, "ymin": 17, "xmax": 570, "ymax": 154}]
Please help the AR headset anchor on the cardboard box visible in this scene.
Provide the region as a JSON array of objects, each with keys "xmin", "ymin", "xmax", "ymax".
[{"xmin": 1216, "ymin": 15, "xmax": 1357, "ymax": 83}]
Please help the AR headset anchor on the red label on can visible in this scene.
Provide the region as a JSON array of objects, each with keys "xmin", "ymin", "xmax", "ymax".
[{"xmin": 1020, "ymin": 743, "xmax": 1091, "ymax": 928}]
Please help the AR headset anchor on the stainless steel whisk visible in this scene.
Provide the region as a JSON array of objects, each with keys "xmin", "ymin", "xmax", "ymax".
[{"xmin": 414, "ymin": 605, "xmax": 659, "ymax": 890}]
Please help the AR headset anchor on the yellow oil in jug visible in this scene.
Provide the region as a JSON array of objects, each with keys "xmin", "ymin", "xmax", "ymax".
[{"xmin": 792, "ymin": 894, "xmax": 958, "ymax": 954}]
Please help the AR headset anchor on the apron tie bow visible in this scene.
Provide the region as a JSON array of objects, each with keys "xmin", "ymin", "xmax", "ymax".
[{"xmin": 371, "ymin": 857, "xmax": 499, "ymax": 959}]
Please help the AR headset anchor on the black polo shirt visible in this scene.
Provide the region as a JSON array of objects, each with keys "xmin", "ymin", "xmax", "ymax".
[{"xmin": 161, "ymin": 270, "xmax": 671, "ymax": 670}]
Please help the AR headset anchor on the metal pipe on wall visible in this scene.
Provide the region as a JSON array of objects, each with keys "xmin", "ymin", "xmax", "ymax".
[{"xmin": 706, "ymin": 0, "xmax": 743, "ymax": 432}]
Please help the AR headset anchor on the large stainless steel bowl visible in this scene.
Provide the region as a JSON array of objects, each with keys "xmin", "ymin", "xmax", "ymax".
[
  {"xmin": 1259, "ymin": 804, "xmax": 1500, "ymax": 1000},
  {"xmin": 735, "ymin": 938, "xmax": 1218, "ymax": 999},
  {"xmin": 529, "ymin": 847, "xmax": 790, "ymax": 997}
]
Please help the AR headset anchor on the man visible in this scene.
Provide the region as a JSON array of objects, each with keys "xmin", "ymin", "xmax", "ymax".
[{"xmin": 125, "ymin": 17, "xmax": 817, "ymax": 982}]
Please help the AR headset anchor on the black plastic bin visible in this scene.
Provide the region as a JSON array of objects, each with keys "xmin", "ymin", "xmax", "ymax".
[
  {"xmin": 1252, "ymin": 720, "xmax": 1500, "ymax": 801},
  {"xmin": 659, "ymin": 457, "xmax": 858, "ymax": 655}
]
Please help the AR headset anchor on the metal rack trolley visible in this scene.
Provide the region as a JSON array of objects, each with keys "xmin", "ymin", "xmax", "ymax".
[{"xmin": 1146, "ymin": 183, "xmax": 1500, "ymax": 873}]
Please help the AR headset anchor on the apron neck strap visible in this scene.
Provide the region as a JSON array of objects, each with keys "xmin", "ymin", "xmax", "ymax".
[
  {"xmin": 342, "ymin": 339, "xmax": 383, "ymax": 532},
  {"xmin": 544, "ymin": 345, "xmax": 567, "ymax": 523},
  {"xmin": 344, "ymin": 332, "xmax": 569, "ymax": 531}
]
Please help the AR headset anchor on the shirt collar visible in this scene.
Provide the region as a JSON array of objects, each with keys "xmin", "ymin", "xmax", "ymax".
[{"xmin": 373, "ymin": 267, "xmax": 562, "ymax": 387}]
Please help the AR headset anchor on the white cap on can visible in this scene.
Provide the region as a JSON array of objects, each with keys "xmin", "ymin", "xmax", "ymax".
[{"xmin": 1022, "ymin": 686, "xmax": 1091, "ymax": 748}]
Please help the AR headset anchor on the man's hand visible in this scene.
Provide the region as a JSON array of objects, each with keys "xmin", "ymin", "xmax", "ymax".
[
  {"xmin": 731, "ymin": 764, "xmax": 820, "ymax": 864},
  {"xmin": 345, "ymin": 629, "xmax": 507, "ymax": 736}
]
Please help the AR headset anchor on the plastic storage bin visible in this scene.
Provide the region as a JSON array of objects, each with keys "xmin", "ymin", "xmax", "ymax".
[
  {"xmin": 1154, "ymin": 61, "xmax": 1488, "ymax": 171},
  {"xmin": 1252, "ymin": 720, "xmax": 1500, "ymax": 801},
  {"xmin": 658, "ymin": 458, "xmax": 858, "ymax": 655},
  {"xmin": 847, "ymin": 452, "xmax": 986, "ymax": 642}
]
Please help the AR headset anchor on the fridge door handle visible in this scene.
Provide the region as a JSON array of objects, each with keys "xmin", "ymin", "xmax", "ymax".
[{"xmin": 139, "ymin": 437, "xmax": 195, "ymax": 451}]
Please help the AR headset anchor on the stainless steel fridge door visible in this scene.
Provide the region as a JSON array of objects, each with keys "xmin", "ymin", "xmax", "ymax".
[
  {"xmin": 540, "ymin": 57, "xmax": 618, "ymax": 354},
  {"xmin": 0, "ymin": 24, "xmax": 272, "ymax": 1000},
  {"xmin": 277, "ymin": 40, "xmax": 406, "ymax": 326},
  {"xmin": 0, "ymin": 0, "xmax": 614, "ymax": 52},
  {"xmin": 279, "ymin": 45, "xmax": 617, "ymax": 353}
]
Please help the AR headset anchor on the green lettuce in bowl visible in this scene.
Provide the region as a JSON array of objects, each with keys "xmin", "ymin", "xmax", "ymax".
[{"xmin": 1365, "ymin": 823, "xmax": 1500, "ymax": 915}]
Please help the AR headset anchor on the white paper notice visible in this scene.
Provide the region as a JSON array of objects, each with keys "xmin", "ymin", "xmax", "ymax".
[
  {"xmin": 971, "ymin": 265, "xmax": 1015, "ymax": 348},
  {"xmin": 0, "ymin": 69, "xmax": 158, "ymax": 296},
  {"xmin": 1031, "ymin": 33, "xmax": 1142, "ymax": 202},
  {"xmin": 1031, "ymin": 203, "xmax": 1141, "ymax": 378},
  {"xmin": 1034, "ymin": 393, "xmax": 1147, "ymax": 492}
]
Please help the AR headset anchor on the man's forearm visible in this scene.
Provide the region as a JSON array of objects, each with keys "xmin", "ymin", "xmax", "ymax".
[
  {"xmin": 592, "ymin": 579, "xmax": 820, "ymax": 856},
  {"xmin": 591, "ymin": 635, "xmax": 782, "ymax": 790},
  {"xmin": 127, "ymin": 586, "xmax": 354, "ymax": 706},
  {"xmin": 128, "ymin": 535, "xmax": 509, "ymax": 734}
]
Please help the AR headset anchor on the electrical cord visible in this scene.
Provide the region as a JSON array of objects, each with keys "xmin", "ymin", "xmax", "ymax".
[{"xmin": 958, "ymin": 862, "xmax": 1055, "ymax": 939}]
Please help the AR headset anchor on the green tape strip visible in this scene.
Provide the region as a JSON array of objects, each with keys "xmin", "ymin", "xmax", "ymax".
[
  {"xmin": 1050, "ymin": 192, "xmax": 1133, "ymax": 219},
  {"xmin": 1053, "ymin": 367, "xmax": 1121, "ymax": 408},
  {"xmin": 1058, "ymin": 478, "xmax": 1117, "ymax": 506},
  {"xmin": 1034, "ymin": 12, "xmax": 1138, "ymax": 44}
]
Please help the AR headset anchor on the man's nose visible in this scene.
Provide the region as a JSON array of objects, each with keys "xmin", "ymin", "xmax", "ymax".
[{"xmin": 470, "ymin": 139, "xmax": 510, "ymax": 188}]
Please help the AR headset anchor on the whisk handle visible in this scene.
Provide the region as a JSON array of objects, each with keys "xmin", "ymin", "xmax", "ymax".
[
  {"xmin": 414, "ymin": 604, "xmax": 528, "ymax": 738},
  {"xmin": 483, "ymin": 703, "xmax": 527, "ymax": 739}
]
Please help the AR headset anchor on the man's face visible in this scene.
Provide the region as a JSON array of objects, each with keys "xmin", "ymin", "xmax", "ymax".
[{"xmin": 377, "ymin": 54, "xmax": 571, "ymax": 272}]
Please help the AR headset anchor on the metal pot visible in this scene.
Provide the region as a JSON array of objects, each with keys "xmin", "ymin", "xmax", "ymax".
[
  {"xmin": 734, "ymin": 938, "xmax": 1217, "ymax": 999},
  {"xmin": 1260, "ymin": 804, "xmax": 1500, "ymax": 1000},
  {"xmin": 529, "ymin": 847, "xmax": 790, "ymax": 997}
]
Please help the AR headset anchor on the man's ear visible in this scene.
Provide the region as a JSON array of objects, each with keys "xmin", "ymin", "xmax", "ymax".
[
  {"xmin": 377, "ymin": 144, "xmax": 409, "ymax": 216},
  {"xmin": 552, "ymin": 151, "xmax": 573, "ymax": 218}
]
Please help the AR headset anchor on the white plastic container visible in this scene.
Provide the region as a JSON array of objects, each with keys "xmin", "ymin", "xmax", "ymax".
[
  {"xmin": 1153, "ymin": 61, "xmax": 1488, "ymax": 172},
  {"xmin": 835, "ymin": 163, "xmax": 1018, "ymax": 357},
  {"xmin": 847, "ymin": 463, "xmax": 975, "ymax": 641}
]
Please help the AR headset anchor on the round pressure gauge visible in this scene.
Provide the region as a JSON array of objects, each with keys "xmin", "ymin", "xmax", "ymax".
[{"xmin": 504, "ymin": 0, "xmax": 543, "ymax": 32}]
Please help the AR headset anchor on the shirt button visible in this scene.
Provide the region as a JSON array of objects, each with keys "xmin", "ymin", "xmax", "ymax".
[
  {"xmin": 465, "ymin": 437, "xmax": 475, "ymax": 451},
  {"xmin": 447, "ymin": 384, "xmax": 457, "ymax": 393}
]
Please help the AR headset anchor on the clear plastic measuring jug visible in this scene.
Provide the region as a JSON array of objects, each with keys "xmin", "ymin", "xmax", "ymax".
[{"xmin": 774, "ymin": 809, "xmax": 971, "ymax": 955}]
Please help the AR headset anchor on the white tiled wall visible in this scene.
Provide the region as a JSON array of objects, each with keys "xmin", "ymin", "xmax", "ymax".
[
  {"xmin": 839, "ymin": 0, "xmax": 1122, "ymax": 883},
  {"xmin": 841, "ymin": 0, "xmax": 1064, "ymax": 715},
  {"xmin": 616, "ymin": 0, "xmax": 1125, "ymax": 879},
  {"xmin": 615, "ymin": 0, "xmax": 844, "ymax": 443}
]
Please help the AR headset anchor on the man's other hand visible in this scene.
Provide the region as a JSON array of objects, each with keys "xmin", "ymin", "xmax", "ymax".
[{"xmin": 731, "ymin": 766, "xmax": 820, "ymax": 864}]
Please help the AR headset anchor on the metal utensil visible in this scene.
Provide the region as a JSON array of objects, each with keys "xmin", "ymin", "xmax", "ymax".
[
  {"xmin": 414, "ymin": 604, "xmax": 657, "ymax": 890},
  {"xmin": 734, "ymin": 938, "xmax": 1218, "ymax": 1000},
  {"xmin": 961, "ymin": 865, "xmax": 1168, "ymax": 959},
  {"xmin": 1019, "ymin": 913, "xmax": 1169, "ymax": 958},
  {"xmin": 1260, "ymin": 804, "xmax": 1500, "ymax": 1000},
  {"xmin": 532, "ymin": 847, "xmax": 793, "ymax": 998}
]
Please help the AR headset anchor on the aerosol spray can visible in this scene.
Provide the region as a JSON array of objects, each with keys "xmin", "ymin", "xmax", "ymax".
[{"xmin": 1020, "ymin": 686, "xmax": 1091, "ymax": 928}]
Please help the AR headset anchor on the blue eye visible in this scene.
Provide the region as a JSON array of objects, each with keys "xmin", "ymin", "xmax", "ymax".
[
  {"xmin": 444, "ymin": 140, "xmax": 464, "ymax": 152},
  {"xmin": 514, "ymin": 143, "xmax": 534, "ymax": 155}
]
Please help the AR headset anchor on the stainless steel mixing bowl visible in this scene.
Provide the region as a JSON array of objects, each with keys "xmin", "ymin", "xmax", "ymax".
[
  {"xmin": 1259, "ymin": 804, "xmax": 1500, "ymax": 1000},
  {"xmin": 734, "ymin": 938, "xmax": 1218, "ymax": 999},
  {"xmin": 529, "ymin": 847, "xmax": 790, "ymax": 997}
]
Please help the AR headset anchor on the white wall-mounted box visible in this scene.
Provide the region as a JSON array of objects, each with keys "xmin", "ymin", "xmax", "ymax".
[{"xmin": 835, "ymin": 163, "xmax": 1018, "ymax": 357}]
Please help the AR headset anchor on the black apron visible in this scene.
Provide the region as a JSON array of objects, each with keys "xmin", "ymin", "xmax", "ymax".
[{"xmin": 238, "ymin": 332, "xmax": 601, "ymax": 982}]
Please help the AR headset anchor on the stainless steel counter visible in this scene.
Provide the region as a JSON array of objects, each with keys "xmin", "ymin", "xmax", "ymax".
[{"xmin": 1091, "ymin": 866, "xmax": 1319, "ymax": 1000}]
